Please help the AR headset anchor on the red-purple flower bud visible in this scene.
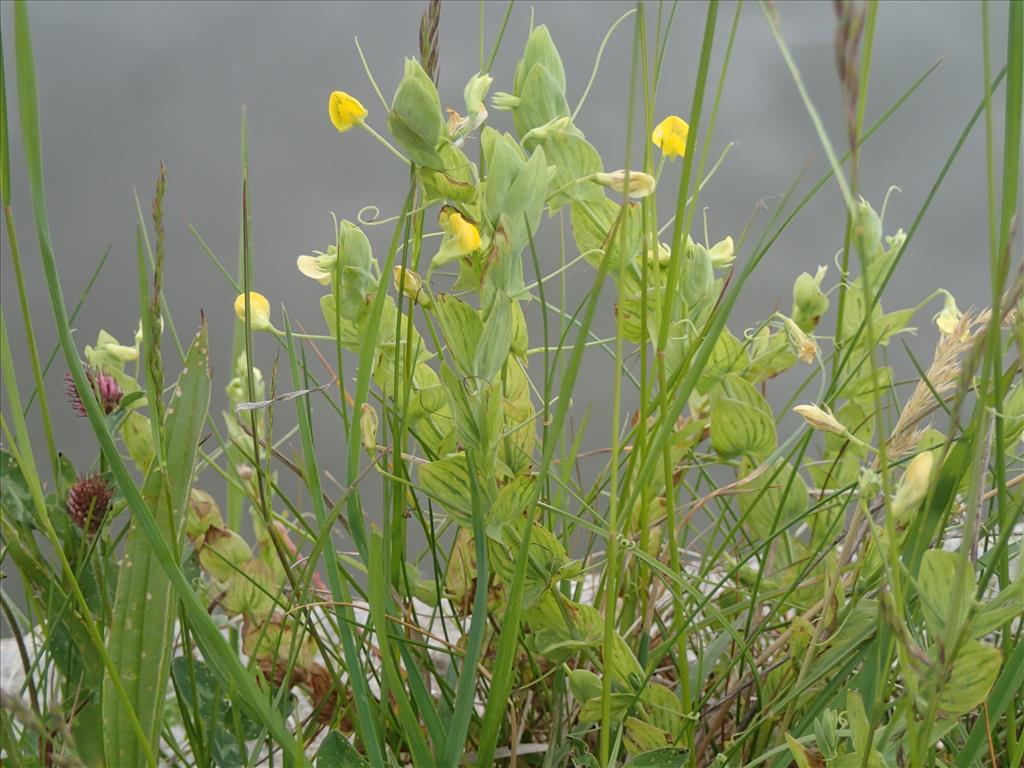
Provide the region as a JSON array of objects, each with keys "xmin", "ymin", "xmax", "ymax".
[
  {"xmin": 66, "ymin": 475, "xmax": 114, "ymax": 535},
  {"xmin": 65, "ymin": 368, "xmax": 123, "ymax": 417}
]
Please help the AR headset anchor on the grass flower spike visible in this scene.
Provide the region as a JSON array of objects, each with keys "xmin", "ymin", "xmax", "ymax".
[
  {"xmin": 328, "ymin": 91, "xmax": 368, "ymax": 132},
  {"xmin": 652, "ymin": 115, "xmax": 689, "ymax": 158},
  {"xmin": 234, "ymin": 291, "xmax": 274, "ymax": 332}
]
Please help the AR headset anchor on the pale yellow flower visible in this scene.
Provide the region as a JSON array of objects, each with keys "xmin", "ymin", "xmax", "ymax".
[
  {"xmin": 297, "ymin": 247, "xmax": 338, "ymax": 285},
  {"xmin": 892, "ymin": 450, "xmax": 934, "ymax": 518},
  {"xmin": 234, "ymin": 292, "xmax": 273, "ymax": 332},
  {"xmin": 708, "ymin": 236, "xmax": 735, "ymax": 269},
  {"xmin": 328, "ymin": 91, "xmax": 368, "ymax": 133},
  {"xmin": 652, "ymin": 115, "xmax": 689, "ymax": 158},
  {"xmin": 595, "ymin": 170, "xmax": 657, "ymax": 199},
  {"xmin": 934, "ymin": 291, "xmax": 963, "ymax": 336}
]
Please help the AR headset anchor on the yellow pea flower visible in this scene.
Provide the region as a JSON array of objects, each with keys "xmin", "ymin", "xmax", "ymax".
[
  {"xmin": 652, "ymin": 115, "xmax": 689, "ymax": 159},
  {"xmin": 296, "ymin": 246, "xmax": 338, "ymax": 285},
  {"xmin": 441, "ymin": 209, "xmax": 481, "ymax": 254},
  {"xmin": 234, "ymin": 292, "xmax": 274, "ymax": 332},
  {"xmin": 328, "ymin": 91, "xmax": 368, "ymax": 133},
  {"xmin": 433, "ymin": 208, "xmax": 482, "ymax": 267}
]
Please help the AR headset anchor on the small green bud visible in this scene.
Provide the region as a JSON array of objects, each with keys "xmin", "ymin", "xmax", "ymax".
[
  {"xmin": 854, "ymin": 196, "xmax": 883, "ymax": 263},
  {"xmin": 791, "ymin": 265, "xmax": 829, "ymax": 331},
  {"xmin": 463, "ymin": 72, "xmax": 493, "ymax": 116},
  {"xmin": 490, "ymin": 92, "xmax": 521, "ymax": 111}
]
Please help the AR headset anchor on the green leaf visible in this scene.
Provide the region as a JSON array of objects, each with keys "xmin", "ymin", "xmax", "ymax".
[
  {"xmin": 387, "ymin": 58, "xmax": 443, "ymax": 168},
  {"xmin": 104, "ymin": 320, "xmax": 212, "ymax": 768},
  {"xmin": 623, "ymin": 717, "xmax": 671, "ymax": 756},
  {"xmin": 0, "ymin": 449, "xmax": 34, "ymax": 525},
  {"xmin": 935, "ymin": 639, "xmax": 1002, "ymax": 717},
  {"xmin": 738, "ymin": 459, "xmax": 808, "ymax": 539},
  {"xmin": 917, "ymin": 549, "xmax": 972, "ymax": 638},
  {"xmin": 971, "ymin": 571, "xmax": 1023, "ymax": 637},
  {"xmin": 434, "ymin": 293, "xmax": 483, "ymax": 376},
  {"xmin": 785, "ymin": 733, "xmax": 813, "ymax": 768},
  {"xmin": 474, "ymin": 293, "xmax": 512, "ymax": 381},
  {"xmin": 567, "ymin": 667, "xmax": 603, "ymax": 703},
  {"xmin": 709, "ymin": 373, "xmax": 777, "ymax": 460},
  {"xmin": 488, "ymin": 474, "xmax": 537, "ymax": 536},
  {"xmin": 523, "ymin": 119, "xmax": 603, "ymax": 210},
  {"xmin": 621, "ymin": 747, "xmax": 689, "ymax": 768},
  {"xmin": 316, "ymin": 732, "xmax": 369, "ymax": 768},
  {"xmin": 513, "ymin": 63, "xmax": 570, "ymax": 137}
]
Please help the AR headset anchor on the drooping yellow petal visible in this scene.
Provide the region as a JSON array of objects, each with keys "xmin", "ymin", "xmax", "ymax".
[
  {"xmin": 234, "ymin": 292, "xmax": 273, "ymax": 331},
  {"xmin": 328, "ymin": 91, "xmax": 368, "ymax": 133},
  {"xmin": 652, "ymin": 115, "xmax": 689, "ymax": 159}
]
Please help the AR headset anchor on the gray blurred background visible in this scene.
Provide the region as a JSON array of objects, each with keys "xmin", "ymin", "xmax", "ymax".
[{"xmin": 0, "ymin": 1, "xmax": 1016, "ymax": 555}]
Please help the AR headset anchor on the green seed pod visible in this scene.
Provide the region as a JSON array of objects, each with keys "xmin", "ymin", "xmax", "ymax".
[
  {"xmin": 199, "ymin": 526, "xmax": 253, "ymax": 583},
  {"xmin": 221, "ymin": 559, "xmax": 276, "ymax": 618},
  {"xmin": 186, "ymin": 488, "xmax": 223, "ymax": 541}
]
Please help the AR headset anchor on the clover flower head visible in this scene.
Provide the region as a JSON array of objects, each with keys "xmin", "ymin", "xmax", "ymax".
[
  {"xmin": 67, "ymin": 475, "xmax": 114, "ymax": 535},
  {"xmin": 65, "ymin": 367, "xmax": 124, "ymax": 416}
]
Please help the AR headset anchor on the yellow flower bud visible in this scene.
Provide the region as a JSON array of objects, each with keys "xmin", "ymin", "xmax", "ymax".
[
  {"xmin": 652, "ymin": 115, "xmax": 689, "ymax": 159},
  {"xmin": 392, "ymin": 266, "xmax": 431, "ymax": 307},
  {"xmin": 892, "ymin": 450, "xmax": 934, "ymax": 518},
  {"xmin": 234, "ymin": 292, "xmax": 273, "ymax": 332},
  {"xmin": 793, "ymin": 404, "xmax": 847, "ymax": 436},
  {"xmin": 328, "ymin": 91, "xmax": 368, "ymax": 133},
  {"xmin": 594, "ymin": 170, "xmax": 657, "ymax": 199}
]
